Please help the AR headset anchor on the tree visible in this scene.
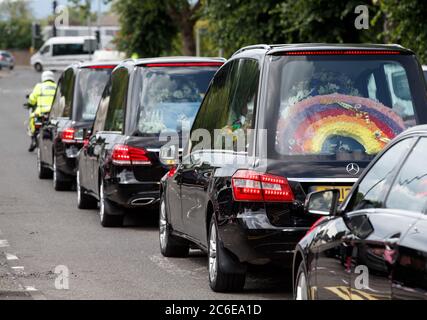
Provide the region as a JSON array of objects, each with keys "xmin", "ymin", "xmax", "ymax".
[
  {"xmin": 375, "ymin": 0, "xmax": 427, "ymax": 64},
  {"xmin": 109, "ymin": 0, "xmax": 202, "ymax": 57},
  {"xmin": 276, "ymin": 0, "xmax": 380, "ymax": 44},
  {"xmin": 0, "ymin": 0, "xmax": 33, "ymax": 49},
  {"xmin": 205, "ymin": 0, "xmax": 285, "ymax": 57},
  {"xmin": 112, "ymin": 0, "xmax": 177, "ymax": 57}
]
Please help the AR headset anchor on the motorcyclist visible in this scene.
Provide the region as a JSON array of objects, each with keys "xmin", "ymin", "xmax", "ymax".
[{"xmin": 27, "ymin": 71, "xmax": 57, "ymax": 152}]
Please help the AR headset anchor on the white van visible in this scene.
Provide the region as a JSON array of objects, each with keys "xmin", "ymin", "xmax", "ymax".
[{"xmin": 30, "ymin": 36, "xmax": 98, "ymax": 72}]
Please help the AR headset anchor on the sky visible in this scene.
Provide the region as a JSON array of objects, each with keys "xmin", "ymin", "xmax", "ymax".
[{"xmin": 30, "ymin": 0, "xmax": 110, "ymax": 19}]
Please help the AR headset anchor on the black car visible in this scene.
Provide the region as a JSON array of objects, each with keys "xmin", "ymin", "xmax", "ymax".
[
  {"xmin": 159, "ymin": 44, "xmax": 427, "ymax": 292},
  {"xmin": 76, "ymin": 57, "xmax": 225, "ymax": 227},
  {"xmin": 37, "ymin": 62, "xmax": 117, "ymax": 190},
  {"xmin": 294, "ymin": 125, "xmax": 427, "ymax": 300}
]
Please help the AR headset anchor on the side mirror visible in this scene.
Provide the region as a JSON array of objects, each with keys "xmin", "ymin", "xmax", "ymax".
[
  {"xmin": 304, "ymin": 189, "xmax": 340, "ymax": 216},
  {"xmin": 160, "ymin": 144, "xmax": 179, "ymax": 166}
]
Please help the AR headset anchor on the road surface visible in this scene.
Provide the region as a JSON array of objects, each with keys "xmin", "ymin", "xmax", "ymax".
[{"xmin": 0, "ymin": 67, "xmax": 292, "ymax": 300}]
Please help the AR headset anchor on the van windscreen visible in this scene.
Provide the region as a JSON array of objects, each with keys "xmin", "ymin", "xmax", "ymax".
[{"xmin": 265, "ymin": 54, "xmax": 423, "ymax": 161}]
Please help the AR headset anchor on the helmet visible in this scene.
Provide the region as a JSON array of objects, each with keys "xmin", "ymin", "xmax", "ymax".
[{"xmin": 41, "ymin": 71, "xmax": 55, "ymax": 83}]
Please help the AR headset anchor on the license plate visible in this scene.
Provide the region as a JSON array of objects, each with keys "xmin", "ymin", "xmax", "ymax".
[{"xmin": 313, "ymin": 186, "xmax": 352, "ymax": 202}]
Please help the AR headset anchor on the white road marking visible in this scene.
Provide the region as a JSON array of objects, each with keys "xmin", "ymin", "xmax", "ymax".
[
  {"xmin": 11, "ymin": 266, "xmax": 24, "ymax": 271},
  {"xmin": 6, "ymin": 253, "xmax": 18, "ymax": 261},
  {"xmin": 0, "ymin": 239, "xmax": 10, "ymax": 247},
  {"xmin": 25, "ymin": 286, "xmax": 37, "ymax": 292}
]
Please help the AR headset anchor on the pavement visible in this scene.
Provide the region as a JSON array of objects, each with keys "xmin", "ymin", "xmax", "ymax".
[{"xmin": 0, "ymin": 67, "xmax": 292, "ymax": 300}]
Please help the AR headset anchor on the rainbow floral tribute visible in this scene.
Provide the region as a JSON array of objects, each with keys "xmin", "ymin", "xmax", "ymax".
[{"xmin": 277, "ymin": 93, "xmax": 406, "ymax": 155}]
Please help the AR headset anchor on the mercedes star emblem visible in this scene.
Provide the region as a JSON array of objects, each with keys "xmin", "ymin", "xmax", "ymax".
[{"xmin": 346, "ymin": 163, "xmax": 360, "ymax": 175}]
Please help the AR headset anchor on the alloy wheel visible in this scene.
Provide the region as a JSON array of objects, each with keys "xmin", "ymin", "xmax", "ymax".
[
  {"xmin": 159, "ymin": 198, "xmax": 168, "ymax": 250},
  {"xmin": 99, "ymin": 181, "xmax": 105, "ymax": 222},
  {"xmin": 77, "ymin": 170, "xmax": 81, "ymax": 205},
  {"xmin": 296, "ymin": 270, "xmax": 308, "ymax": 300},
  {"xmin": 209, "ymin": 223, "xmax": 218, "ymax": 283},
  {"xmin": 53, "ymin": 156, "xmax": 57, "ymax": 186}
]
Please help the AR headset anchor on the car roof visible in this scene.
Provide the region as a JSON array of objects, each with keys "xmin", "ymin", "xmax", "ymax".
[
  {"xmin": 232, "ymin": 43, "xmax": 413, "ymax": 57},
  {"xmin": 133, "ymin": 56, "xmax": 226, "ymax": 66},
  {"xmin": 45, "ymin": 36, "xmax": 96, "ymax": 45},
  {"xmin": 400, "ymin": 125, "xmax": 427, "ymax": 137}
]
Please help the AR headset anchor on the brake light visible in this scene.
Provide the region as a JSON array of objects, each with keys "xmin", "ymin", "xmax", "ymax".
[
  {"xmin": 61, "ymin": 128, "xmax": 76, "ymax": 143},
  {"xmin": 231, "ymin": 170, "xmax": 294, "ymax": 202},
  {"xmin": 144, "ymin": 62, "xmax": 224, "ymax": 68},
  {"xmin": 111, "ymin": 144, "xmax": 151, "ymax": 166},
  {"xmin": 167, "ymin": 166, "xmax": 177, "ymax": 177},
  {"xmin": 85, "ymin": 65, "xmax": 117, "ymax": 69},
  {"xmin": 283, "ymin": 50, "xmax": 401, "ymax": 56}
]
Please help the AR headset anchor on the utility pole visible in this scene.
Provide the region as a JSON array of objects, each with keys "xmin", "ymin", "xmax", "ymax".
[
  {"xmin": 52, "ymin": 0, "xmax": 58, "ymax": 37},
  {"xmin": 97, "ymin": 0, "xmax": 102, "ymax": 47}
]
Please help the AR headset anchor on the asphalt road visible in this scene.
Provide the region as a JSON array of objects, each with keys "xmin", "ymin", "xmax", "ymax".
[{"xmin": 0, "ymin": 67, "xmax": 292, "ymax": 300}]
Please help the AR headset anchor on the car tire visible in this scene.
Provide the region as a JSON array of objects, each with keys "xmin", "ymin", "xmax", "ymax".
[
  {"xmin": 294, "ymin": 260, "xmax": 310, "ymax": 300},
  {"xmin": 9, "ymin": 66, "xmax": 14, "ymax": 71},
  {"xmin": 77, "ymin": 169, "xmax": 97, "ymax": 209},
  {"xmin": 34, "ymin": 63, "xmax": 43, "ymax": 73},
  {"xmin": 159, "ymin": 194, "xmax": 189, "ymax": 257},
  {"xmin": 37, "ymin": 148, "xmax": 52, "ymax": 179},
  {"xmin": 99, "ymin": 180, "xmax": 124, "ymax": 228},
  {"xmin": 208, "ymin": 217, "xmax": 246, "ymax": 292},
  {"xmin": 53, "ymin": 155, "xmax": 71, "ymax": 191}
]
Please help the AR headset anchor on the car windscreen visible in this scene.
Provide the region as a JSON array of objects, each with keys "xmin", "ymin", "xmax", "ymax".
[
  {"xmin": 132, "ymin": 65, "xmax": 219, "ymax": 136},
  {"xmin": 264, "ymin": 54, "xmax": 424, "ymax": 162},
  {"xmin": 74, "ymin": 67, "xmax": 112, "ymax": 122}
]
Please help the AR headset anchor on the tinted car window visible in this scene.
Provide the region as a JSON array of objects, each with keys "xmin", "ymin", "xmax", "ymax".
[
  {"xmin": 265, "ymin": 55, "xmax": 423, "ymax": 162},
  {"xmin": 49, "ymin": 69, "xmax": 74, "ymax": 119},
  {"xmin": 74, "ymin": 68, "xmax": 112, "ymax": 122},
  {"xmin": 50, "ymin": 78, "xmax": 63, "ymax": 119},
  {"xmin": 349, "ymin": 137, "xmax": 415, "ymax": 211},
  {"xmin": 52, "ymin": 43, "xmax": 88, "ymax": 56},
  {"xmin": 104, "ymin": 68, "xmax": 128, "ymax": 132},
  {"xmin": 92, "ymin": 81, "xmax": 111, "ymax": 134},
  {"xmin": 61, "ymin": 68, "xmax": 75, "ymax": 118},
  {"xmin": 386, "ymin": 138, "xmax": 427, "ymax": 213},
  {"xmin": 190, "ymin": 59, "xmax": 259, "ymax": 153},
  {"xmin": 133, "ymin": 65, "xmax": 218, "ymax": 136},
  {"xmin": 191, "ymin": 63, "xmax": 231, "ymax": 136}
]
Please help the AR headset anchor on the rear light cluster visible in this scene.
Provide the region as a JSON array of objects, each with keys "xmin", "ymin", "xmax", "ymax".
[
  {"xmin": 61, "ymin": 128, "xmax": 85, "ymax": 144},
  {"xmin": 61, "ymin": 128, "xmax": 77, "ymax": 143},
  {"xmin": 231, "ymin": 170, "xmax": 294, "ymax": 202},
  {"xmin": 111, "ymin": 144, "xmax": 151, "ymax": 166}
]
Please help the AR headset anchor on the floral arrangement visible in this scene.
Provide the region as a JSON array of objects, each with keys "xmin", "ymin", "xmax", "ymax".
[
  {"xmin": 277, "ymin": 93, "xmax": 406, "ymax": 155},
  {"xmin": 281, "ymin": 71, "xmax": 361, "ymax": 112}
]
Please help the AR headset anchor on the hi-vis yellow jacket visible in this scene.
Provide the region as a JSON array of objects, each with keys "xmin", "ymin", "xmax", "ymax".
[{"xmin": 28, "ymin": 80, "xmax": 57, "ymax": 114}]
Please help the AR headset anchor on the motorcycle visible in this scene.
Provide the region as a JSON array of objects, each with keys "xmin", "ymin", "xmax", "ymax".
[{"xmin": 24, "ymin": 94, "xmax": 49, "ymax": 151}]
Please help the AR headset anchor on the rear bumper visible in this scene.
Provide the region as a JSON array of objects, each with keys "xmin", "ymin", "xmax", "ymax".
[
  {"xmin": 56, "ymin": 145, "xmax": 81, "ymax": 177},
  {"xmin": 218, "ymin": 212, "xmax": 309, "ymax": 266},
  {"xmin": 104, "ymin": 174, "xmax": 161, "ymax": 209}
]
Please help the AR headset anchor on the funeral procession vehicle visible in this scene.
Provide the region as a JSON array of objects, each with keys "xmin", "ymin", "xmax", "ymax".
[
  {"xmin": 294, "ymin": 125, "xmax": 427, "ymax": 300},
  {"xmin": 37, "ymin": 62, "xmax": 117, "ymax": 190},
  {"xmin": 76, "ymin": 57, "xmax": 225, "ymax": 227},
  {"xmin": 158, "ymin": 44, "xmax": 427, "ymax": 292}
]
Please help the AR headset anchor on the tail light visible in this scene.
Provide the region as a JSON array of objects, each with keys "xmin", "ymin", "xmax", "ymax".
[
  {"xmin": 61, "ymin": 128, "xmax": 76, "ymax": 143},
  {"xmin": 167, "ymin": 166, "xmax": 177, "ymax": 177},
  {"xmin": 231, "ymin": 170, "xmax": 294, "ymax": 202},
  {"xmin": 111, "ymin": 144, "xmax": 151, "ymax": 166}
]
